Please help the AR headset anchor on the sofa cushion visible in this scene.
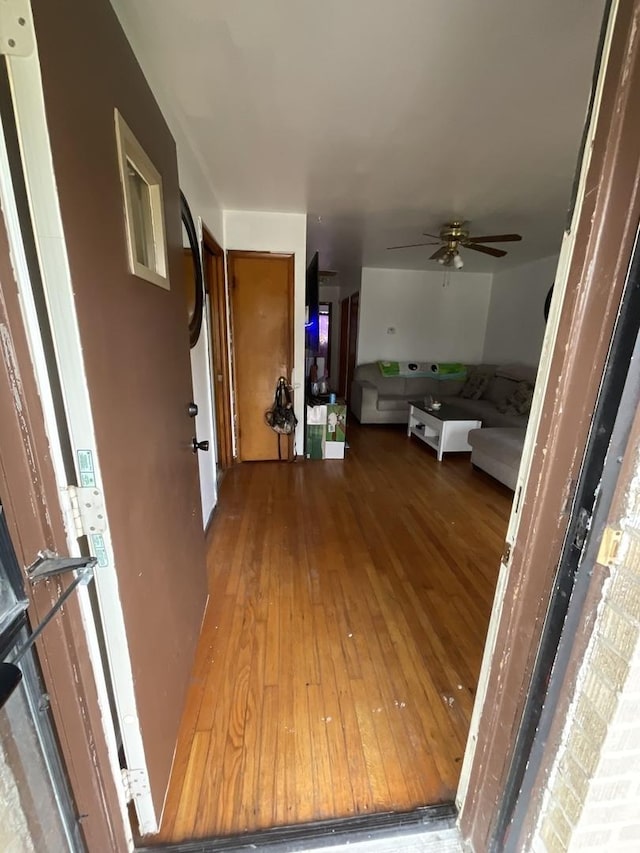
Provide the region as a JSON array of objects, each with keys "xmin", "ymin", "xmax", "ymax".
[
  {"xmin": 484, "ymin": 375, "xmax": 518, "ymax": 405},
  {"xmin": 354, "ymin": 363, "xmax": 401, "ymax": 387},
  {"xmin": 497, "ymin": 381, "xmax": 534, "ymax": 416},
  {"xmin": 495, "ymin": 363, "xmax": 538, "ymax": 384},
  {"xmin": 468, "ymin": 427, "xmax": 527, "ymax": 469},
  {"xmin": 451, "ymin": 398, "xmax": 527, "ymax": 428},
  {"xmin": 377, "ymin": 395, "xmax": 411, "ymax": 412},
  {"xmin": 378, "ymin": 360, "xmax": 433, "ymax": 377},
  {"xmin": 460, "ymin": 368, "xmax": 492, "ymax": 400},
  {"xmin": 408, "ymin": 377, "xmax": 437, "ymax": 396},
  {"xmin": 435, "ymin": 378, "xmax": 466, "ymax": 397}
]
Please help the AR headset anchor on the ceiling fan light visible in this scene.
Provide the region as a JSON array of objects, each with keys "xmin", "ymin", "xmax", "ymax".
[
  {"xmin": 453, "ymin": 253, "xmax": 464, "ymax": 270},
  {"xmin": 438, "ymin": 256, "xmax": 446, "ymax": 265}
]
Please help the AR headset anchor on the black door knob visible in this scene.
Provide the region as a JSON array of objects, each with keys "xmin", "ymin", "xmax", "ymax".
[
  {"xmin": 192, "ymin": 437, "xmax": 209, "ymax": 453},
  {"xmin": 187, "ymin": 402, "xmax": 198, "ymax": 418}
]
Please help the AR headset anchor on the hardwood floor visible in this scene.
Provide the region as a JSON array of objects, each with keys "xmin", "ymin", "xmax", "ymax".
[{"xmin": 156, "ymin": 423, "xmax": 511, "ymax": 842}]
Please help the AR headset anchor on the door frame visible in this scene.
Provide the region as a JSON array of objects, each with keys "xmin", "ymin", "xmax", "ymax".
[
  {"xmin": 4, "ymin": 26, "xmax": 158, "ymax": 834},
  {"xmin": 1, "ymin": 2, "xmax": 632, "ymax": 851},
  {"xmin": 458, "ymin": 0, "xmax": 640, "ymax": 846},
  {"xmin": 227, "ymin": 250, "xmax": 295, "ymax": 462},
  {"xmin": 0, "ymin": 67, "xmax": 129, "ymax": 852},
  {"xmin": 202, "ymin": 226, "xmax": 233, "ymax": 471},
  {"xmin": 506, "ymin": 220, "xmax": 640, "ymax": 851},
  {"xmin": 345, "ymin": 292, "xmax": 359, "ymax": 403},
  {"xmin": 338, "ymin": 295, "xmax": 349, "ymax": 398},
  {"xmin": 319, "ymin": 301, "xmax": 333, "ymax": 381}
]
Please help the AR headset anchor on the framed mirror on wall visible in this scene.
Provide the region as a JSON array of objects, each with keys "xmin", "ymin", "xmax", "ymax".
[{"xmin": 181, "ymin": 191, "xmax": 204, "ymax": 348}]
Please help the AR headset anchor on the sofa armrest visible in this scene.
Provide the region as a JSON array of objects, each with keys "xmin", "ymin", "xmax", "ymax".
[{"xmin": 350, "ymin": 379, "xmax": 379, "ymax": 422}]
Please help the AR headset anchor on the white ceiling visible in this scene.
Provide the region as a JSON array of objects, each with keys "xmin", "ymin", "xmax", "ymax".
[{"xmin": 111, "ymin": 0, "xmax": 606, "ymax": 274}]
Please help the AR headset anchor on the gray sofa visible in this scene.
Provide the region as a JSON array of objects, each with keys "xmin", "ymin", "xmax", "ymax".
[
  {"xmin": 467, "ymin": 427, "xmax": 527, "ymax": 491},
  {"xmin": 350, "ymin": 361, "xmax": 537, "ymax": 489},
  {"xmin": 350, "ymin": 362, "xmax": 534, "ymax": 427},
  {"xmin": 350, "ymin": 363, "xmax": 466, "ymax": 425}
]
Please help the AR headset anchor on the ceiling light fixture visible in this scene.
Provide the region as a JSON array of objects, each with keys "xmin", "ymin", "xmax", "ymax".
[{"xmin": 453, "ymin": 253, "xmax": 464, "ymax": 270}]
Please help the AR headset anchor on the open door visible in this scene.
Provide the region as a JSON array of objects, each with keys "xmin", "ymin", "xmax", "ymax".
[
  {"xmin": 203, "ymin": 227, "xmax": 233, "ymax": 472},
  {"xmin": 6, "ymin": 0, "xmax": 208, "ymax": 833}
]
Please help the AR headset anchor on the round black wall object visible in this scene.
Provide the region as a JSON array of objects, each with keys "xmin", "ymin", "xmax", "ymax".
[
  {"xmin": 544, "ymin": 285, "xmax": 554, "ymax": 322},
  {"xmin": 181, "ymin": 191, "xmax": 204, "ymax": 348}
]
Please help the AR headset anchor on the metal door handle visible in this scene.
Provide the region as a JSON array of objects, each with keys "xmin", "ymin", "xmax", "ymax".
[
  {"xmin": 192, "ymin": 437, "xmax": 209, "ymax": 453},
  {"xmin": 187, "ymin": 402, "xmax": 198, "ymax": 418}
]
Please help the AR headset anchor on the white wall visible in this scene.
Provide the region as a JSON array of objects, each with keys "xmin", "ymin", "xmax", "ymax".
[
  {"xmin": 483, "ymin": 255, "xmax": 559, "ymax": 366},
  {"xmin": 339, "ymin": 268, "xmax": 362, "ymax": 300},
  {"xmin": 224, "ymin": 210, "xmax": 307, "ymax": 452},
  {"xmin": 357, "ymin": 267, "xmax": 493, "ymax": 365}
]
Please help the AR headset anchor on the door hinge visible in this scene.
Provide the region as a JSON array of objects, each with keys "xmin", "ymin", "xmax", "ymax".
[
  {"xmin": 501, "ymin": 540, "xmax": 512, "ymax": 565},
  {"xmin": 596, "ymin": 526, "xmax": 622, "ymax": 568},
  {"xmin": 61, "ymin": 485, "xmax": 107, "ymax": 539},
  {"xmin": 0, "ymin": 0, "xmax": 33, "ymax": 56},
  {"xmin": 121, "ymin": 767, "xmax": 150, "ymax": 802}
]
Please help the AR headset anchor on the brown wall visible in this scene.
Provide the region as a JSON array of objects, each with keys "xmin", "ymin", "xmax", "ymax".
[{"xmin": 31, "ymin": 0, "xmax": 208, "ymax": 817}]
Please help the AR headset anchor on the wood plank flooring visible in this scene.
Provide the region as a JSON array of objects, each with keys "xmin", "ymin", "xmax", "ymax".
[{"xmin": 156, "ymin": 423, "xmax": 511, "ymax": 842}]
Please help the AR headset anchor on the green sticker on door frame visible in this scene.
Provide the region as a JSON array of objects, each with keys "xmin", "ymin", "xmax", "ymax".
[
  {"xmin": 77, "ymin": 449, "xmax": 96, "ymax": 488},
  {"xmin": 90, "ymin": 533, "xmax": 109, "ymax": 568}
]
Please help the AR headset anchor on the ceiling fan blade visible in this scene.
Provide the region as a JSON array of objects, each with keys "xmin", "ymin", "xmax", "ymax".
[
  {"xmin": 465, "ymin": 243, "xmax": 507, "ymax": 258},
  {"xmin": 421, "ymin": 232, "xmax": 442, "ymax": 239},
  {"xmin": 466, "ymin": 234, "xmax": 522, "ymax": 243},
  {"xmin": 430, "ymin": 245, "xmax": 449, "ymax": 261},
  {"xmin": 387, "ymin": 242, "xmax": 440, "ymax": 250}
]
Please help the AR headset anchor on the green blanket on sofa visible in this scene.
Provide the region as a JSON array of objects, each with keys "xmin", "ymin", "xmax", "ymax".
[{"xmin": 377, "ymin": 360, "xmax": 467, "ymax": 379}]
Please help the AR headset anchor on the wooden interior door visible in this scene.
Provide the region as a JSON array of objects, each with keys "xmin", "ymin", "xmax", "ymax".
[
  {"xmin": 28, "ymin": 0, "xmax": 208, "ymax": 829},
  {"xmin": 203, "ymin": 228, "xmax": 233, "ymax": 471},
  {"xmin": 338, "ymin": 296, "xmax": 350, "ymax": 397},
  {"xmin": 229, "ymin": 251, "xmax": 293, "ymax": 461},
  {"xmin": 346, "ymin": 292, "xmax": 360, "ymax": 402}
]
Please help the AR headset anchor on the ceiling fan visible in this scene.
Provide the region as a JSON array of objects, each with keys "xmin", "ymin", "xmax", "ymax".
[{"xmin": 388, "ymin": 220, "xmax": 522, "ymax": 269}]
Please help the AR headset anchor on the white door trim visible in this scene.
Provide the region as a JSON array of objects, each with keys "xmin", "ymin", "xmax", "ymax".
[
  {"xmin": 4, "ymin": 20, "xmax": 158, "ymax": 837},
  {"xmin": 456, "ymin": 0, "xmax": 619, "ymax": 812}
]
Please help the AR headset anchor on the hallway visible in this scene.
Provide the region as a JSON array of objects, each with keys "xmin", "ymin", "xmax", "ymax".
[{"xmin": 156, "ymin": 424, "xmax": 511, "ymax": 842}]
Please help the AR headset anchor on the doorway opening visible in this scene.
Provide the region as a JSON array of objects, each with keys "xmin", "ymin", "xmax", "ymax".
[
  {"xmin": 3, "ymin": 0, "xmax": 636, "ymax": 844},
  {"xmin": 203, "ymin": 227, "xmax": 233, "ymax": 474},
  {"xmin": 318, "ymin": 303, "xmax": 332, "ymax": 384}
]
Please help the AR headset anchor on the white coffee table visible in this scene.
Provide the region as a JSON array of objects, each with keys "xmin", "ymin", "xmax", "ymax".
[{"xmin": 407, "ymin": 400, "xmax": 481, "ymax": 462}]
